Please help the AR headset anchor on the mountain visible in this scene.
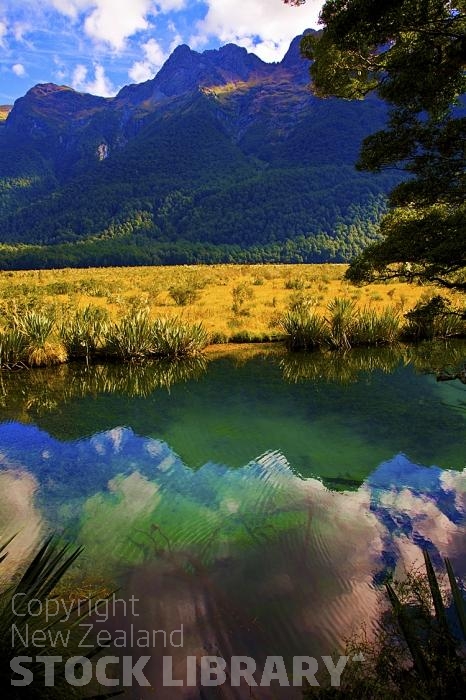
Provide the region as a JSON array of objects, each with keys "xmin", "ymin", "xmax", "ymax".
[{"xmin": 0, "ymin": 31, "xmax": 396, "ymax": 268}]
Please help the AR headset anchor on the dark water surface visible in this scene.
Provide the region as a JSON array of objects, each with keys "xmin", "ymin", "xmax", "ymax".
[{"xmin": 0, "ymin": 343, "xmax": 465, "ymax": 697}]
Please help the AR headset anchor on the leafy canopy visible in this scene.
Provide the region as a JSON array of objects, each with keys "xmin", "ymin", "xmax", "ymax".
[{"xmin": 291, "ymin": 0, "xmax": 466, "ymax": 290}]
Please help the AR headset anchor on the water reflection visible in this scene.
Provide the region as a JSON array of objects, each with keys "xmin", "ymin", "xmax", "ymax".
[
  {"xmin": 0, "ymin": 437, "xmax": 465, "ymax": 697},
  {"xmin": 0, "ymin": 344, "xmax": 465, "ymax": 697},
  {"xmin": 0, "ymin": 355, "xmax": 208, "ymax": 420},
  {"xmin": 280, "ymin": 345, "xmax": 401, "ymax": 385},
  {"xmin": 0, "ymin": 341, "xmax": 464, "ymax": 422}
]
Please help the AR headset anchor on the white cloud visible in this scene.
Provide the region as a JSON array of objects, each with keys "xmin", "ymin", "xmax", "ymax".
[
  {"xmin": 13, "ymin": 21, "xmax": 32, "ymax": 43},
  {"xmin": 50, "ymin": 0, "xmax": 94, "ymax": 20},
  {"xmin": 53, "ymin": 54, "xmax": 68, "ymax": 82},
  {"xmin": 12, "ymin": 63, "xmax": 26, "ymax": 77},
  {"xmin": 72, "ymin": 62, "xmax": 115, "ymax": 96},
  {"xmin": 128, "ymin": 37, "xmax": 166, "ymax": 83},
  {"xmin": 72, "ymin": 63, "xmax": 88, "ymax": 86},
  {"xmin": 40, "ymin": 1, "xmax": 185, "ymax": 51},
  {"xmin": 191, "ymin": 0, "xmax": 321, "ymax": 62},
  {"xmin": 84, "ymin": 0, "xmax": 153, "ymax": 51}
]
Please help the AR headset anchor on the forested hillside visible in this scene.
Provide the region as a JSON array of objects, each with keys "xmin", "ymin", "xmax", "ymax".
[{"xmin": 0, "ymin": 31, "xmax": 397, "ymax": 268}]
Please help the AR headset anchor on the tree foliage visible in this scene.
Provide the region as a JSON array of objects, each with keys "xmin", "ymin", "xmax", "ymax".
[{"xmin": 295, "ymin": 0, "xmax": 466, "ymax": 290}]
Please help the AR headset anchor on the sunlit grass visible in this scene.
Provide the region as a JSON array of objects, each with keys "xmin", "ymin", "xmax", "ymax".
[{"xmin": 0, "ymin": 264, "xmax": 459, "ymax": 346}]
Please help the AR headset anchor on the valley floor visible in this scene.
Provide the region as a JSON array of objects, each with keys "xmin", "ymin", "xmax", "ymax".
[{"xmin": 0, "ymin": 263, "xmax": 459, "ymax": 344}]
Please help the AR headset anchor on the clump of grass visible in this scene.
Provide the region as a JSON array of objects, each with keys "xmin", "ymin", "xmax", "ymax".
[
  {"xmin": 284, "ymin": 276, "xmax": 306, "ymax": 290},
  {"xmin": 305, "ymin": 551, "xmax": 466, "ymax": 699},
  {"xmin": 326, "ymin": 297, "xmax": 357, "ymax": 350},
  {"xmin": 103, "ymin": 310, "xmax": 153, "ymax": 361},
  {"xmin": 434, "ymin": 313, "xmax": 466, "ymax": 338},
  {"xmin": 13, "ymin": 309, "xmax": 67, "ymax": 367},
  {"xmin": 355, "ymin": 307, "xmax": 401, "ymax": 346},
  {"xmin": 228, "ymin": 331, "xmax": 275, "ymax": 343},
  {"xmin": 281, "ymin": 308, "xmax": 329, "ymax": 350},
  {"xmin": 152, "ymin": 318, "xmax": 209, "ymax": 357},
  {"xmin": 0, "ymin": 329, "xmax": 27, "ymax": 367},
  {"xmin": 210, "ymin": 331, "xmax": 229, "ymax": 344},
  {"xmin": 169, "ymin": 282, "xmax": 201, "ymax": 306},
  {"xmin": 45, "ymin": 281, "xmax": 76, "ymax": 295},
  {"xmin": 60, "ymin": 305, "xmax": 108, "ymax": 360},
  {"xmin": 0, "ymin": 534, "xmax": 119, "ymax": 698},
  {"xmin": 281, "ymin": 298, "xmax": 403, "ymax": 351},
  {"xmin": 287, "ymin": 292, "xmax": 316, "ymax": 313}
]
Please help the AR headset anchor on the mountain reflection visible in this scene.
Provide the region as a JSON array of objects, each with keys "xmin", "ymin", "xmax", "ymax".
[
  {"xmin": 0, "ymin": 344, "xmax": 465, "ymax": 697},
  {"xmin": 1, "ymin": 436, "xmax": 465, "ymax": 699}
]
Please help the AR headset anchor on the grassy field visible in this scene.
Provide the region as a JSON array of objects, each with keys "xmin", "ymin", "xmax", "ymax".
[{"xmin": 0, "ymin": 263, "xmax": 460, "ymax": 343}]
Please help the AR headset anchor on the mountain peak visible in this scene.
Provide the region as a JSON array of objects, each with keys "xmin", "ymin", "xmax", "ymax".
[
  {"xmin": 6, "ymin": 82, "xmax": 106, "ymax": 136},
  {"xmin": 280, "ymin": 29, "xmax": 318, "ymax": 81},
  {"xmin": 116, "ymin": 32, "xmax": 311, "ymax": 106},
  {"xmin": 171, "ymin": 43, "xmax": 195, "ymax": 56},
  {"xmin": 27, "ymin": 83, "xmax": 73, "ymax": 97},
  {"xmin": 139, "ymin": 39, "xmax": 273, "ymax": 99}
]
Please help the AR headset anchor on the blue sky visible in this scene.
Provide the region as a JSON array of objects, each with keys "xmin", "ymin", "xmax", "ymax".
[{"xmin": 0, "ymin": 1, "xmax": 323, "ymax": 104}]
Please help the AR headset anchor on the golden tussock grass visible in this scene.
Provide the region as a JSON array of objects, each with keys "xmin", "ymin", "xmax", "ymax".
[{"xmin": 0, "ymin": 263, "xmax": 460, "ymax": 344}]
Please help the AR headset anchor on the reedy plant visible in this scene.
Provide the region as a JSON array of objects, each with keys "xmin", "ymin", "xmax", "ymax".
[
  {"xmin": 326, "ymin": 297, "xmax": 357, "ymax": 350},
  {"xmin": 281, "ymin": 308, "xmax": 328, "ymax": 350},
  {"xmin": 304, "ymin": 550, "xmax": 466, "ymax": 699},
  {"xmin": 0, "ymin": 534, "xmax": 121, "ymax": 699},
  {"xmin": 168, "ymin": 283, "xmax": 200, "ymax": 307},
  {"xmin": 355, "ymin": 307, "xmax": 401, "ymax": 346},
  {"xmin": 281, "ymin": 297, "xmax": 403, "ymax": 351},
  {"xmin": 60, "ymin": 306, "xmax": 108, "ymax": 360},
  {"xmin": 103, "ymin": 310, "xmax": 153, "ymax": 361},
  {"xmin": 12, "ymin": 309, "xmax": 67, "ymax": 367},
  {"xmin": 152, "ymin": 318, "xmax": 209, "ymax": 357},
  {"xmin": 0, "ymin": 329, "xmax": 27, "ymax": 368},
  {"xmin": 402, "ymin": 295, "xmax": 466, "ymax": 341},
  {"xmin": 13, "ymin": 309, "xmax": 55, "ymax": 345}
]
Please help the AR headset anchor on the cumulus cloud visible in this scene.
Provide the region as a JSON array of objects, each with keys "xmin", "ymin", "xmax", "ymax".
[
  {"xmin": 72, "ymin": 63, "xmax": 88, "ymax": 87},
  {"xmin": 84, "ymin": 0, "xmax": 153, "ymax": 51},
  {"xmin": 128, "ymin": 37, "xmax": 166, "ymax": 83},
  {"xmin": 12, "ymin": 62, "xmax": 26, "ymax": 77},
  {"xmin": 191, "ymin": 0, "xmax": 321, "ymax": 62},
  {"xmin": 47, "ymin": 1, "xmax": 186, "ymax": 51},
  {"xmin": 72, "ymin": 62, "xmax": 115, "ymax": 96}
]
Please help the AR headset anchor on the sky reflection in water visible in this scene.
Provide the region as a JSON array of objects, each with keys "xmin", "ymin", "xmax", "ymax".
[{"xmin": 0, "ymin": 347, "xmax": 465, "ymax": 696}]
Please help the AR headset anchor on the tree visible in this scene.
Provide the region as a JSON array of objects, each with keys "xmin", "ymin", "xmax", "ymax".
[{"xmin": 289, "ymin": 0, "xmax": 466, "ymax": 290}]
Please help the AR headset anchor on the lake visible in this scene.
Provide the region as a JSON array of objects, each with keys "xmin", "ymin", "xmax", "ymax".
[{"xmin": 1, "ymin": 342, "xmax": 465, "ymax": 697}]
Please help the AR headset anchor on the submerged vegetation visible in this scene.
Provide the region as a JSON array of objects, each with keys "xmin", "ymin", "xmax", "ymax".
[
  {"xmin": 0, "ymin": 534, "xmax": 118, "ymax": 699},
  {"xmin": 305, "ymin": 551, "xmax": 466, "ymax": 699}
]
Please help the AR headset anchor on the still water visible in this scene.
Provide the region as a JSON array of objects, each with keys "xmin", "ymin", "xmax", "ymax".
[{"xmin": 0, "ymin": 343, "xmax": 465, "ymax": 697}]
